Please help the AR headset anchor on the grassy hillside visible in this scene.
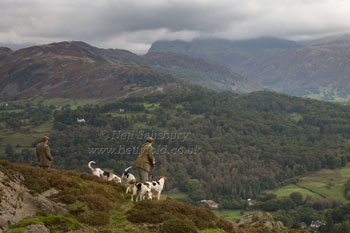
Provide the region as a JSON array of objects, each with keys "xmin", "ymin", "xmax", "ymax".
[
  {"xmin": 0, "ymin": 160, "xmax": 233, "ymax": 233},
  {"xmin": 0, "ymin": 41, "xmax": 188, "ymax": 100},
  {"xmin": 0, "ymin": 160, "xmax": 303, "ymax": 233},
  {"xmin": 268, "ymin": 166, "xmax": 350, "ymax": 202}
]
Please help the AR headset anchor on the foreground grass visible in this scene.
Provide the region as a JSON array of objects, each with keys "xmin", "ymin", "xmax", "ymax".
[{"xmin": 1, "ymin": 161, "xmax": 234, "ymax": 233}]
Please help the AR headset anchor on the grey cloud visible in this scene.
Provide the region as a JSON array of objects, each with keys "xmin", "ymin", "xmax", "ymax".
[{"xmin": 1, "ymin": 0, "xmax": 350, "ymax": 53}]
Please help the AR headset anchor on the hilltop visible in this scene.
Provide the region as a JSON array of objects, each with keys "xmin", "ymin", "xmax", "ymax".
[
  {"xmin": 0, "ymin": 160, "xmax": 300, "ymax": 233},
  {"xmin": 0, "ymin": 41, "xmax": 185, "ymax": 100}
]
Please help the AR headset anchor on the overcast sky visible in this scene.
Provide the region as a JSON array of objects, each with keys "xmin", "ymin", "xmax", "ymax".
[{"xmin": 1, "ymin": 0, "xmax": 350, "ymax": 54}]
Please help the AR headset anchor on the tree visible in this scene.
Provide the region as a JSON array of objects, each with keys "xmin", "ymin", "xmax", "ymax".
[
  {"xmin": 340, "ymin": 156, "xmax": 347, "ymax": 167},
  {"xmin": 289, "ymin": 192, "xmax": 303, "ymax": 205},
  {"xmin": 5, "ymin": 144, "xmax": 14, "ymax": 157}
]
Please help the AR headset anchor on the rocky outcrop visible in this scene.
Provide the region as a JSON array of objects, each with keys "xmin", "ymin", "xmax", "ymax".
[
  {"xmin": 234, "ymin": 212, "xmax": 285, "ymax": 230},
  {"xmin": 0, "ymin": 166, "xmax": 66, "ymax": 232},
  {"xmin": 25, "ymin": 224, "xmax": 50, "ymax": 233}
]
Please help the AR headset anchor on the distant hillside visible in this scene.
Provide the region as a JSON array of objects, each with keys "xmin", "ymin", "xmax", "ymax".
[
  {"xmin": 149, "ymin": 36, "xmax": 350, "ymax": 103},
  {"xmin": 145, "ymin": 52, "xmax": 261, "ymax": 93},
  {"xmin": 0, "ymin": 41, "xmax": 258, "ymax": 101},
  {"xmin": 149, "ymin": 38, "xmax": 302, "ymax": 67},
  {"xmin": 3, "ymin": 89, "xmax": 350, "ymax": 207}
]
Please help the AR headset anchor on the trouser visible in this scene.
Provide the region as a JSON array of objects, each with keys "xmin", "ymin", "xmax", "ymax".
[{"xmin": 137, "ymin": 167, "xmax": 149, "ymax": 183}]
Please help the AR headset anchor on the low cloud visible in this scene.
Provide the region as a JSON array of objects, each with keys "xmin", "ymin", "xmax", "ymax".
[{"xmin": 1, "ymin": 0, "xmax": 350, "ymax": 53}]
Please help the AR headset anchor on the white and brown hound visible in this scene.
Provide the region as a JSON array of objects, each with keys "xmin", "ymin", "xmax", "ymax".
[
  {"xmin": 121, "ymin": 166, "xmax": 137, "ymax": 194},
  {"xmin": 88, "ymin": 161, "xmax": 121, "ymax": 184},
  {"xmin": 146, "ymin": 176, "xmax": 166, "ymax": 200},
  {"xmin": 130, "ymin": 181, "xmax": 153, "ymax": 202}
]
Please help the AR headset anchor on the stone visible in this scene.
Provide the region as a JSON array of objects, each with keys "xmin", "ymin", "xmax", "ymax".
[
  {"xmin": 26, "ymin": 223, "xmax": 50, "ymax": 233},
  {"xmin": 0, "ymin": 166, "xmax": 66, "ymax": 232}
]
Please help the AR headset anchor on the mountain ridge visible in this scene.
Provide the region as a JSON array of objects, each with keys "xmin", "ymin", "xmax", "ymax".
[
  {"xmin": 0, "ymin": 41, "xmax": 185, "ymax": 100},
  {"xmin": 149, "ymin": 35, "xmax": 350, "ymax": 103},
  {"xmin": 0, "ymin": 41, "xmax": 258, "ymax": 101}
]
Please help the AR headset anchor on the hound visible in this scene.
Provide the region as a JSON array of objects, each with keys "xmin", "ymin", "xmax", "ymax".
[
  {"xmin": 88, "ymin": 161, "xmax": 121, "ymax": 184},
  {"xmin": 121, "ymin": 166, "xmax": 137, "ymax": 193},
  {"xmin": 146, "ymin": 176, "xmax": 166, "ymax": 200},
  {"xmin": 131, "ymin": 182, "xmax": 153, "ymax": 202}
]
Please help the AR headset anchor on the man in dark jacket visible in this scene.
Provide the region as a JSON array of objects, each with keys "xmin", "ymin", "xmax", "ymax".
[
  {"xmin": 36, "ymin": 136, "xmax": 53, "ymax": 169},
  {"xmin": 135, "ymin": 137, "xmax": 155, "ymax": 182}
]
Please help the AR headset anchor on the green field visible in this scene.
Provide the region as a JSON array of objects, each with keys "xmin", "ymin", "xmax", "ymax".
[
  {"xmin": 0, "ymin": 109, "xmax": 24, "ymax": 113},
  {"xmin": 212, "ymin": 210, "xmax": 257, "ymax": 220},
  {"xmin": 1, "ymin": 132, "xmax": 42, "ymax": 147},
  {"xmin": 267, "ymin": 184, "xmax": 318, "ymax": 199},
  {"xmin": 269, "ymin": 166, "xmax": 350, "ymax": 202},
  {"xmin": 143, "ymin": 102, "xmax": 160, "ymax": 111}
]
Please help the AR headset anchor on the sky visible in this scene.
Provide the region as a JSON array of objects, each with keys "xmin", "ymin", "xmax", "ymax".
[{"xmin": 1, "ymin": 0, "xmax": 350, "ymax": 54}]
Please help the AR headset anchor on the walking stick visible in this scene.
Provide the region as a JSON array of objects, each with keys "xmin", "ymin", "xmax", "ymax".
[{"xmin": 149, "ymin": 161, "xmax": 161, "ymax": 181}]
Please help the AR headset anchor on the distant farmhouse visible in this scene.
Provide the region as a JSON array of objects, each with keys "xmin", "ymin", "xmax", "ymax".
[{"xmin": 200, "ymin": 200, "xmax": 219, "ymax": 209}]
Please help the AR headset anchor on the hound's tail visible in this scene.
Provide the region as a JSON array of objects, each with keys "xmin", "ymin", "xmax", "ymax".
[
  {"xmin": 124, "ymin": 166, "xmax": 132, "ymax": 172},
  {"xmin": 88, "ymin": 161, "xmax": 96, "ymax": 172}
]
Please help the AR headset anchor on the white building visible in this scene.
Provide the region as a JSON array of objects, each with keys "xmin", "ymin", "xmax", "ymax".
[
  {"xmin": 77, "ymin": 118, "xmax": 86, "ymax": 123},
  {"xmin": 310, "ymin": 220, "xmax": 325, "ymax": 228}
]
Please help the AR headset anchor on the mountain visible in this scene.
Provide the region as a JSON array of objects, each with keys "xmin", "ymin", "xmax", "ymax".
[
  {"xmin": 149, "ymin": 36, "xmax": 350, "ymax": 103},
  {"xmin": 0, "ymin": 41, "xmax": 187, "ymax": 100},
  {"xmin": 0, "ymin": 41, "xmax": 258, "ymax": 101},
  {"xmin": 145, "ymin": 52, "xmax": 261, "ymax": 92},
  {"xmin": 149, "ymin": 37, "xmax": 302, "ymax": 67}
]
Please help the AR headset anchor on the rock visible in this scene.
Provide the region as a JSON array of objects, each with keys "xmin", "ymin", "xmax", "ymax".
[
  {"xmin": 26, "ymin": 223, "xmax": 50, "ymax": 233},
  {"xmin": 0, "ymin": 166, "xmax": 66, "ymax": 232},
  {"xmin": 41, "ymin": 188, "xmax": 59, "ymax": 198}
]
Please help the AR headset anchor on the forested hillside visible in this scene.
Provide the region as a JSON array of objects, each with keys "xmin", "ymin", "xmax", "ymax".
[{"xmin": 2, "ymin": 90, "xmax": 350, "ymax": 208}]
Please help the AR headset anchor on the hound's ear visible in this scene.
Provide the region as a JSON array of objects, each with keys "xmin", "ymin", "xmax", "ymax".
[{"xmin": 131, "ymin": 179, "xmax": 137, "ymax": 184}]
